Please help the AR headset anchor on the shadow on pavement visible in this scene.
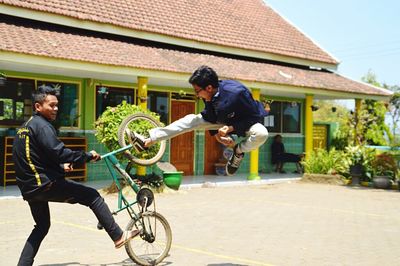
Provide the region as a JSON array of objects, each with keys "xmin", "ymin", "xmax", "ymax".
[
  {"xmin": 39, "ymin": 258, "xmax": 173, "ymax": 266},
  {"xmin": 207, "ymin": 264, "xmax": 249, "ymax": 266},
  {"xmin": 345, "ymin": 184, "xmax": 400, "ymax": 193}
]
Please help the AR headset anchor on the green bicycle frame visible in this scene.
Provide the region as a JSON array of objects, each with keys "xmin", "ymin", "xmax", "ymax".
[{"xmin": 101, "ymin": 144, "xmax": 141, "ymax": 219}]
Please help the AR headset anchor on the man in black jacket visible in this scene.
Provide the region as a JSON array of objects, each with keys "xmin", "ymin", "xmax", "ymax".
[{"xmin": 12, "ymin": 86, "xmax": 138, "ymax": 266}]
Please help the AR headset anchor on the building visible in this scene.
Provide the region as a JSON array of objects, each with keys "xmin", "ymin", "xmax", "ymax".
[{"xmin": 0, "ymin": 0, "xmax": 392, "ymax": 183}]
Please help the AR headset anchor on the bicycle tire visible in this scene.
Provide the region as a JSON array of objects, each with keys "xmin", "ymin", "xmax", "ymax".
[
  {"xmin": 117, "ymin": 113, "xmax": 166, "ymax": 166},
  {"xmin": 125, "ymin": 211, "xmax": 172, "ymax": 266}
]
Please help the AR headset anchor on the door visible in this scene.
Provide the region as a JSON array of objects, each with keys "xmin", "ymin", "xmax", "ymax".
[
  {"xmin": 204, "ymin": 132, "xmax": 223, "ymax": 175},
  {"xmin": 313, "ymin": 124, "xmax": 328, "ymax": 150},
  {"xmin": 170, "ymin": 100, "xmax": 195, "ymax": 175}
]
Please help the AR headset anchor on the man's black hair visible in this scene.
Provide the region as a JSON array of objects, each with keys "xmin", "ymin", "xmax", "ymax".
[
  {"xmin": 33, "ymin": 85, "xmax": 57, "ymax": 105},
  {"xmin": 189, "ymin": 65, "xmax": 219, "ymax": 89}
]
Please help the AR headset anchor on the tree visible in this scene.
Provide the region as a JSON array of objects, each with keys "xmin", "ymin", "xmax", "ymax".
[
  {"xmin": 313, "ymin": 100, "xmax": 349, "ymax": 124},
  {"xmin": 358, "ymin": 71, "xmax": 391, "ymax": 146},
  {"xmin": 361, "ymin": 69, "xmax": 381, "ymax": 87},
  {"xmin": 330, "ymin": 71, "xmax": 390, "ymax": 147},
  {"xmin": 312, "ymin": 100, "xmax": 352, "ymax": 150},
  {"xmin": 361, "ymin": 99, "xmax": 391, "ymax": 145},
  {"xmin": 383, "ymin": 84, "xmax": 400, "ymax": 145}
]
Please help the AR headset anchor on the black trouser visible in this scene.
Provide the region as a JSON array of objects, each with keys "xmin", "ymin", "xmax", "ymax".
[{"xmin": 18, "ymin": 179, "xmax": 123, "ymax": 266}]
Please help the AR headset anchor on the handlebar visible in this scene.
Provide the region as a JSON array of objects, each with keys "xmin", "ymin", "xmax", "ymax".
[{"xmin": 100, "ymin": 144, "xmax": 133, "ymax": 160}]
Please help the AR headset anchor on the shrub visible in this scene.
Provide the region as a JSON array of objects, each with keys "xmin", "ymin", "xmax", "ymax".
[
  {"xmin": 371, "ymin": 152, "xmax": 398, "ymax": 180},
  {"xmin": 303, "ymin": 148, "xmax": 348, "ymax": 175},
  {"xmin": 94, "ymin": 101, "xmax": 163, "ymax": 161}
]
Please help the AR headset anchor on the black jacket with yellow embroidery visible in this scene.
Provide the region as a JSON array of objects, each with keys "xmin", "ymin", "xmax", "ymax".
[{"xmin": 12, "ymin": 113, "xmax": 93, "ymax": 197}]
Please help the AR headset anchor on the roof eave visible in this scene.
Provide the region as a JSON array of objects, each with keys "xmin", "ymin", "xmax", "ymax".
[
  {"xmin": 0, "ymin": 3, "xmax": 339, "ymax": 70},
  {"xmin": 0, "ymin": 51, "xmax": 388, "ymax": 100}
]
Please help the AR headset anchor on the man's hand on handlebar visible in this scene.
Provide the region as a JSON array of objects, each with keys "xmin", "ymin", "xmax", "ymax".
[
  {"xmin": 64, "ymin": 163, "xmax": 73, "ymax": 172},
  {"xmin": 89, "ymin": 150, "xmax": 101, "ymax": 162}
]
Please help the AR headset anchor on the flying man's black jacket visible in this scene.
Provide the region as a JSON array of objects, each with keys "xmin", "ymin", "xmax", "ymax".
[{"xmin": 12, "ymin": 113, "xmax": 93, "ymax": 198}]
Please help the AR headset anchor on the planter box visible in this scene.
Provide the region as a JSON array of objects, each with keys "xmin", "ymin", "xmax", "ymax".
[
  {"xmin": 301, "ymin": 174, "xmax": 347, "ymax": 185},
  {"xmin": 349, "ymin": 163, "xmax": 362, "ymax": 176},
  {"xmin": 372, "ymin": 176, "xmax": 393, "ymax": 189}
]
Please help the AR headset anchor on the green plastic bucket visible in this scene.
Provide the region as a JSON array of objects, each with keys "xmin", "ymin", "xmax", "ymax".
[{"xmin": 163, "ymin": 171, "xmax": 183, "ymax": 190}]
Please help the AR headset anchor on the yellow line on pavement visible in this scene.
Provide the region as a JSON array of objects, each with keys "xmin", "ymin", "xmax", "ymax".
[
  {"xmin": 262, "ymin": 200, "xmax": 400, "ymax": 222},
  {"xmin": 171, "ymin": 243, "xmax": 276, "ymax": 266},
  {"xmin": 0, "ymin": 220, "xmax": 18, "ymax": 225},
  {"xmin": 51, "ymin": 219, "xmax": 276, "ymax": 266},
  {"xmin": 52, "ymin": 219, "xmax": 101, "ymax": 233}
]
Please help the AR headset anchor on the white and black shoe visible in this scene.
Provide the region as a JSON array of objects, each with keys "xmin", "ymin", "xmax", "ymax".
[
  {"xmin": 126, "ymin": 129, "xmax": 148, "ymax": 153},
  {"xmin": 226, "ymin": 144, "xmax": 244, "ymax": 176}
]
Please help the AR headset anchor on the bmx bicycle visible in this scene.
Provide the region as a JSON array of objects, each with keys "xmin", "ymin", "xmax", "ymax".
[{"xmin": 99, "ymin": 113, "xmax": 171, "ymax": 266}]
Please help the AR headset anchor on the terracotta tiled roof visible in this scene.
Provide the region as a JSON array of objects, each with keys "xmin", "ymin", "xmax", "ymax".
[
  {"xmin": 0, "ymin": 0, "xmax": 338, "ymax": 65},
  {"xmin": 0, "ymin": 21, "xmax": 391, "ymax": 97}
]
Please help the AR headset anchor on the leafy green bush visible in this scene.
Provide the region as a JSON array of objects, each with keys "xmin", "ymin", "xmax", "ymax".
[
  {"xmin": 371, "ymin": 152, "xmax": 398, "ymax": 180},
  {"xmin": 303, "ymin": 148, "xmax": 348, "ymax": 175},
  {"xmin": 94, "ymin": 101, "xmax": 163, "ymax": 161},
  {"xmin": 344, "ymin": 145, "xmax": 376, "ymax": 181}
]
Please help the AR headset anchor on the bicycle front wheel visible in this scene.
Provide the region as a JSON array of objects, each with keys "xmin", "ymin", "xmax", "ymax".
[
  {"xmin": 125, "ymin": 211, "xmax": 172, "ymax": 266},
  {"xmin": 117, "ymin": 113, "xmax": 166, "ymax": 166}
]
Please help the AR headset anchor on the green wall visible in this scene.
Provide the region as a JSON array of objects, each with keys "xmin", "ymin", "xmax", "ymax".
[{"xmin": 1, "ymin": 69, "xmax": 307, "ymax": 181}]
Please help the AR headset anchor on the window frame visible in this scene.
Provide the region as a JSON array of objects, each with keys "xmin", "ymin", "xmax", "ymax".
[
  {"xmin": 147, "ymin": 90, "xmax": 170, "ymax": 125},
  {"xmin": 95, "ymin": 84, "xmax": 136, "ymax": 119},
  {"xmin": 36, "ymin": 79, "xmax": 81, "ymax": 129},
  {"xmin": 264, "ymin": 100, "xmax": 302, "ymax": 134},
  {"xmin": 0, "ymin": 77, "xmax": 35, "ymax": 126}
]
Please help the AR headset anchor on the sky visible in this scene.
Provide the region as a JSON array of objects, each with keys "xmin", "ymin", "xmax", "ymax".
[{"xmin": 265, "ymin": 0, "xmax": 400, "ymax": 87}]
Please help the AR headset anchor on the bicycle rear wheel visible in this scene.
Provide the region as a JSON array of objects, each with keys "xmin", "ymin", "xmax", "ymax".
[
  {"xmin": 125, "ymin": 211, "xmax": 172, "ymax": 266},
  {"xmin": 117, "ymin": 113, "xmax": 166, "ymax": 166}
]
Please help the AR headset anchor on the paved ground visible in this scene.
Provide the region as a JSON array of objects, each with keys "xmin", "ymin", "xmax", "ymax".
[{"xmin": 1, "ymin": 181, "xmax": 400, "ymax": 266}]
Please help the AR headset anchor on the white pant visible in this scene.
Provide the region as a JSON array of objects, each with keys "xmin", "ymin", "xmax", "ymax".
[{"xmin": 149, "ymin": 114, "xmax": 268, "ymax": 153}]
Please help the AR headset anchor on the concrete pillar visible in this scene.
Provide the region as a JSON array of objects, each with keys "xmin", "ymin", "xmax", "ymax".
[
  {"xmin": 248, "ymin": 88, "xmax": 261, "ymax": 180},
  {"xmin": 354, "ymin": 99, "xmax": 362, "ymax": 145},
  {"xmin": 305, "ymin": 95, "xmax": 314, "ymax": 158},
  {"xmin": 136, "ymin": 76, "xmax": 148, "ymax": 176},
  {"xmin": 83, "ymin": 79, "xmax": 95, "ymax": 130},
  {"xmin": 137, "ymin": 76, "xmax": 148, "ymax": 110}
]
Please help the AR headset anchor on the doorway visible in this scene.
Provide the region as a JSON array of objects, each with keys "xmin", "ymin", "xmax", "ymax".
[{"xmin": 170, "ymin": 100, "xmax": 195, "ymax": 175}]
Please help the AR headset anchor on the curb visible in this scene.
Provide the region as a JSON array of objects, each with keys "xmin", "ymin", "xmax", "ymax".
[
  {"xmin": 359, "ymin": 181, "xmax": 399, "ymax": 190},
  {"xmin": 180, "ymin": 177, "xmax": 301, "ymax": 189},
  {"xmin": 0, "ymin": 178, "xmax": 302, "ymax": 200}
]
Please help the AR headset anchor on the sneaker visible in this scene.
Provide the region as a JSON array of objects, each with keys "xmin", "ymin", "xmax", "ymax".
[
  {"xmin": 226, "ymin": 145, "xmax": 244, "ymax": 176},
  {"xmin": 126, "ymin": 129, "xmax": 148, "ymax": 153}
]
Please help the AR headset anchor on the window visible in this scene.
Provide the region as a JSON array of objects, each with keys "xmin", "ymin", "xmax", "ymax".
[
  {"xmin": 147, "ymin": 91, "xmax": 169, "ymax": 125},
  {"xmin": 264, "ymin": 101, "xmax": 301, "ymax": 133},
  {"xmin": 282, "ymin": 102, "xmax": 300, "ymax": 133},
  {"xmin": 96, "ymin": 86, "xmax": 135, "ymax": 118},
  {"xmin": 37, "ymin": 81, "xmax": 79, "ymax": 127},
  {"xmin": 0, "ymin": 78, "xmax": 34, "ymax": 125}
]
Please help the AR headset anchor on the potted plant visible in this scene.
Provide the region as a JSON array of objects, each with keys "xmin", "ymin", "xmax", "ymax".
[
  {"xmin": 345, "ymin": 145, "xmax": 375, "ymax": 185},
  {"xmin": 345, "ymin": 146, "xmax": 364, "ymax": 185},
  {"xmin": 371, "ymin": 152, "xmax": 398, "ymax": 189}
]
